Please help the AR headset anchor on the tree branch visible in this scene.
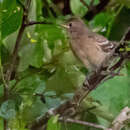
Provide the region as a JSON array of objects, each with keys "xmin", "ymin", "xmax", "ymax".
[
  {"xmin": 3, "ymin": 119, "xmax": 8, "ymax": 130},
  {"xmin": 83, "ymin": 0, "xmax": 110, "ymax": 21},
  {"xmin": 80, "ymin": 0, "xmax": 90, "ymax": 9},
  {"xmin": 0, "ymin": 67, "xmax": 9, "ymax": 99},
  {"xmin": 25, "ymin": 21, "xmax": 52, "ymax": 27},
  {"xmin": 59, "ymin": 118, "xmax": 106, "ymax": 130}
]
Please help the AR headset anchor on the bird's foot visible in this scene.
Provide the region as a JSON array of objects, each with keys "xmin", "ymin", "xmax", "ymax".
[
  {"xmin": 101, "ymin": 69, "xmax": 123, "ymax": 76},
  {"xmin": 83, "ymin": 71, "xmax": 97, "ymax": 90},
  {"xmin": 101, "ymin": 69, "xmax": 124, "ymax": 84},
  {"xmin": 83, "ymin": 76, "xmax": 90, "ymax": 89}
]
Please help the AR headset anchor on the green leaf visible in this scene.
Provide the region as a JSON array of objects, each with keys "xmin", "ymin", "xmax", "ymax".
[
  {"xmin": 44, "ymin": 91, "xmax": 56, "ymax": 96},
  {"xmin": 91, "ymin": 67, "xmax": 130, "ymax": 116},
  {"xmin": 22, "ymin": 98, "xmax": 48, "ymax": 121},
  {"xmin": 42, "ymin": 40, "xmax": 52, "ymax": 63},
  {"xmin": 15, "ymin": 75, "xmax": 46, "ymax": 94},
  {"xmin": 10, "ymin": 93, "xmax": 22, "ymax": 111},
  {"xmin": 0, "ymin": 118, "xmax": 4, "ymax": 130},
  {"xmin": 34, "ymin": 81, "xmax": 46, "ymax": 94},
  {"xmin": 28, "ymin": 0, "xmax": 36, "ymax": 21},
  {"xmin": 45, "ymin": 97, "xmax": 61, "ymax": 108},
  {"xmin": 47, "ymin": 115, "xmax": 61, "ymax": 130},
  {"xmin": 18, "ymin": 41, "xmax": 44, "ymax": 71},
  {"xmin": 18, "ymin": 44, "xmax": 35, "ymax": 71},
  {"xmin": 30, "ymin": 41, "xmax": 44, "ymax": 68},
  {"xmin": 1, "ymin": 0, "xmax": 23, "ymax": 39},
  {"xmin": 93, "ymin": 0, "xmax": 100, "ymax": 5},
  {"xmin": 109, "ymin": 7, "xmax": 130, "ymax": 41},
  {"xmin": 62, "ymin": 93, "xmax": 74, "ymax": 99},
  {"xmin": 90, "ymin": 12, "xmax": 113, "ymax": 28},
  {"xmin": 70, "ymin": 0, "xmax": 88, "ymax": 17},
  {"xmin": 37, "ymin": 24, "xmax": 65, "ymax": 47},
  {"xmin": 0, "ymin": 100, "xmax": 16, "ymax": 119},
  {"xmin": 35, "ymin": 0, "xmax": 43, "ymax": 20},
  {"xmin": 117, "ymin": 0, "xmax": 130, "ymax": 8},
  {"xmin": 46, "ymin": 51, "xmax": 85, "ymax": 95}
]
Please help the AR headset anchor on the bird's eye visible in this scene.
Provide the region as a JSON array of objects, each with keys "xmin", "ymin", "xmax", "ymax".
[{"xmin": 69, "ymin": 23, "xmax": 72, "ymax": 27}]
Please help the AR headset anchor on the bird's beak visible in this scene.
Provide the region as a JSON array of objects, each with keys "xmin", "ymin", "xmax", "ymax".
[{"xmin": 60, "ymin": 24, "xmax": 69, "ymax": 29}]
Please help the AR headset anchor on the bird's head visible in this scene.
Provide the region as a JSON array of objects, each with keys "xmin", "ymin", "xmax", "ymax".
[{"xmin": 60, "ymin": 18, "xmax": 88, "ymax": 36}]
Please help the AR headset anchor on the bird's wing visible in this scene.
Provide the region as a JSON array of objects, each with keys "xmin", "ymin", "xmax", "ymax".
[{"xmin": 88, "ymin": 32, "xmax": 116, "ymax": 53}]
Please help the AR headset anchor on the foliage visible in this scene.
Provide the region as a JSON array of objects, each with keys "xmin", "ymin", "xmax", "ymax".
[{"xmin": 1, "ymin": 0, "xmax": 130, "ymax": 130}]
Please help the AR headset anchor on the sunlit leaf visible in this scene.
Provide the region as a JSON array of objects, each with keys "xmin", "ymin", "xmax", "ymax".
[{"xmin": 1, "ymin": 0, "xmax": 23, "ymax": 39}]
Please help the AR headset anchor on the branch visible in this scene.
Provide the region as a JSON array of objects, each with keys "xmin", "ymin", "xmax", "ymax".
[
  {"xmin": 119, "ymin": 27, "xmax": 130, "ymax": 47},
  {"xmin": 25, "ymin": 21, "xmax": 52, "ymax": 27},
  {"xmin": 0, "ymin": 67, "xmax": 9, "ymax": 99},
  {"xmin": 3, "ymin": 120, "xmax": 8, "ymax": 130},
  {"xmin": 62, "ymin": 0, "xmax": 72, "ymax": 15},
  {"xmin": 80, "ymin": 0, "xmax": 90, "ymax": 9},
  {"xmin": 83, "ymin": 0, "xmax": 110, "ymax": 21},
  {"xmin": 60, "ymin": 118, "xmax": 106, "ymax": 130}
]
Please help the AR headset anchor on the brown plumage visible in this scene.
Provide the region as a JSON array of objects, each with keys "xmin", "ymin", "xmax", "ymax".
[{"xmin": 61, "ymin": 18, "xmax": 118, "ymax": 71}]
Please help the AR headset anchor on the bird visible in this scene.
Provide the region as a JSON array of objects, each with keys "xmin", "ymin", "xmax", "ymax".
[{"xmin": 61, "ymin": 17, "xmax": 118, "ymax": 73}]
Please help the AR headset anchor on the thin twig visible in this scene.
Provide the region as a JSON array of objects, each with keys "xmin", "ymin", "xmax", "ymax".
[
  {"xmin": 90, "ymin": 0, "xmax": 94, "ymax": 7},
  {"xmin": 25, "ymin": 21, "xmax": 52, "ymax": 27},
  {"xmin": 84, "ymin": 0, "xmax": 110, "ymax": 21},
  {"xmin": 3, "ymin": 120, "xmax": 8, "ymax": 130},
  {"xmin": 0, "ymin": 67, "xmax": 9, "ymax": 99},
  {"xmin": 120, "ymin": 27, "xmax": 130, "ymax": 44},
  {"xmin": 80, "ymin": 0, "xmax": 94, "ymax": 10},
  {"xmin": 59, "ymin": 118, "xmax": 106, "ymax": 130},
  {"xmin": 5, "ymin": 23, "xmax": 26, "ymax": 81}
]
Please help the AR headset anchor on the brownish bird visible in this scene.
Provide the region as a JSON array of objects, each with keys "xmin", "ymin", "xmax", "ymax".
[{"xmin": 61, "ymin": 18, "xmax": 118, "ymax": 72}]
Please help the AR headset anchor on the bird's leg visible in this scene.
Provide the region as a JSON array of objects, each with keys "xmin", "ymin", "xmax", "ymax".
[
  {"xmin": 83, "ymin": 75, "xmax": 90, "ymax": 89},
  {"xmin": 100, "ymin": 66, "xmax": 124, "ymax": 84},
  {"xmin": 83, "ymin": 70, "xmax": 98, "ymax": 90},
  {"xmin": 102, "ymin": 60, "xmax": 124, "ymax": 76},
  {"xmin": 101, "ymin": 58, "xmax": 120, "ymax": 76},
  {"xmin": 100, "ymin": 69, "xmax": 110, "ymax": 76}
]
